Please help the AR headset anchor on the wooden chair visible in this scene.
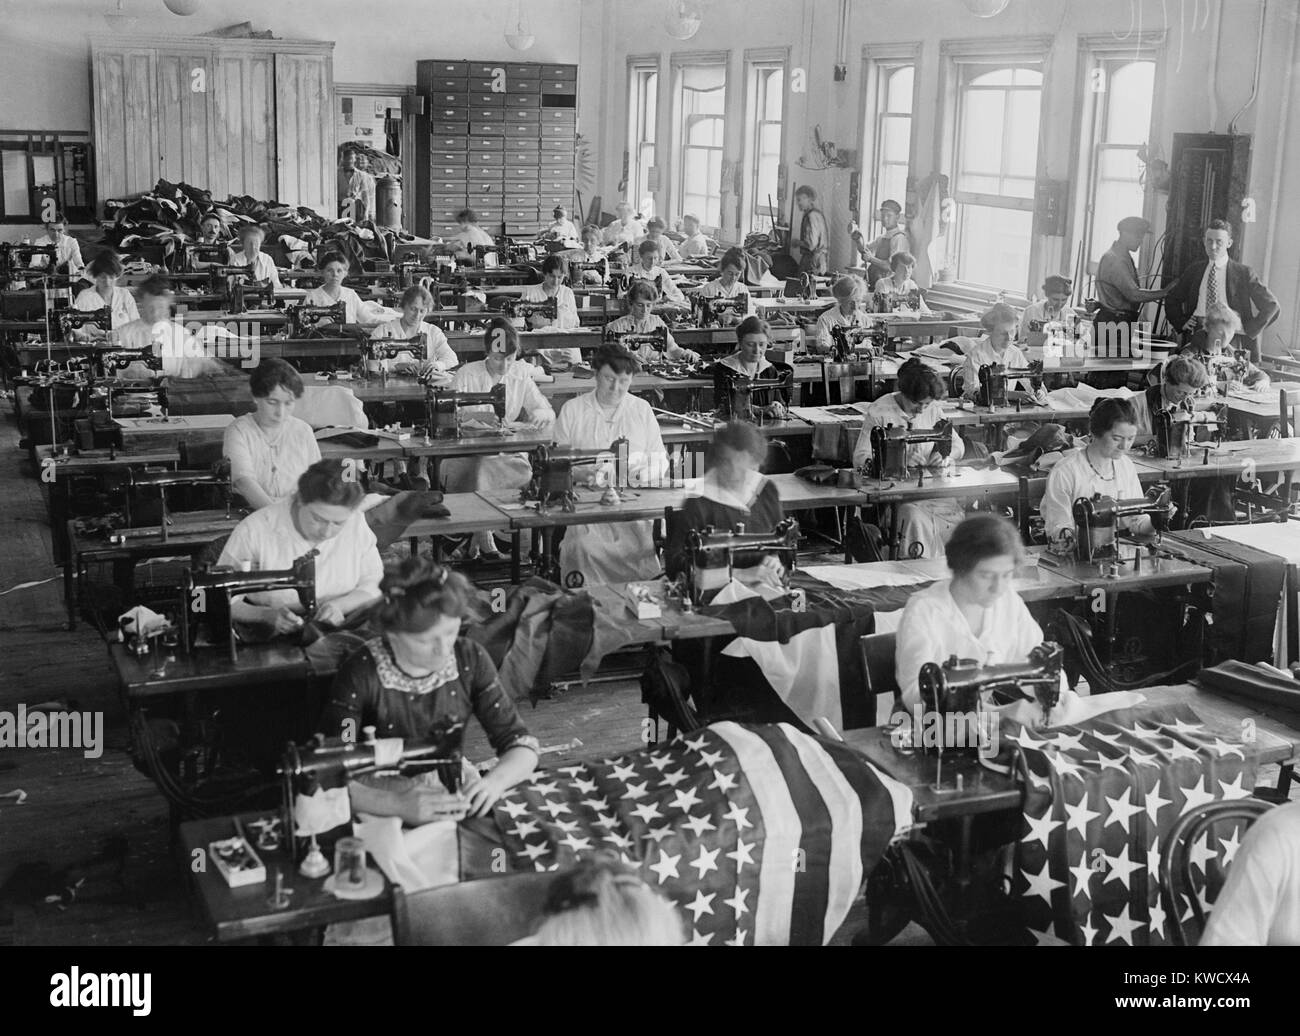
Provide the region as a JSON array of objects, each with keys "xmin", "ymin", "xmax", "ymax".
[
  {"xmin": 390, "ymin": 871, "xmax": 560, "ymax": 946},
  {"xmin": 857, "ymin": 631, "xmax": 901, "ymax": 727},
  {"xmin": 1158, "ymin": 797, "xmax": 1273, "ymax": 946},
  {"xmin": 1017, "ymin": 474, "xmax": 1049, "ymax": 542}
]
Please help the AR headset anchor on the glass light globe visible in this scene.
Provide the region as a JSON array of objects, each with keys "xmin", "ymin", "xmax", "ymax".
[
  {"xmin": 665, "ymin": 0, "xmax": 703, "ymax": 40},
  {"xmin": 965, "ymin": 0, "xmax": 1011, "ymax": 16},
  {"xmin": 163, "ymin": 0, "xmax": 202, "ymax": 14}
]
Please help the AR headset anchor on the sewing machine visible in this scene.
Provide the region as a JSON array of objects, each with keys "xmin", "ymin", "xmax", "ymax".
[
  {"xmin": 828, "ymin": 324, "xmax": 885, "ymax": 362},
  {"xmin": 0, "ymin": 243, "xmax": 58, "ymax": 288},
  {"xmin": 207, "ymin": 265, "xmax": 276, "ymax": 314},
  {"xmin": 866, "ymin": 421, "xmax": 955, "ymax": 482},
  {"xmin": 426, "ymin": 383, "xmax": 507, "ymax": 438},
  {"xmin": 184, "ymin": 242, "xmax": 228, "ymax": 271},
  {"xmin": 100, "ymin": 350, "xmax": 162, "ymax": 380},
  {"xmin": 470, "ymin": 244, "xmax": 504, "ymax": 269},
  {"xmin": 872, "ymin": 288, "xmax": 923, "ymax": 312},
  {"xmin": 569, "ymin": 259, "xmax": 608, "ymax": 285},
  {"xmin": 915, "ymin": 642, "xmax": 1065, "ymax": 752},
  {"xmin": 364, "ymin": 335, "xmax": 425, "ymax": 365},
  {"xmin": 691, "ymin": 293, "xmax": 749, "ymax": 328},
  {"xmin": 499, "ymin": 296, "xmax": 558, "ymax": 323},
  {"xmin": 394, "ymin": 258, "xmax": 442, "ymax": 292},
  {"xmin": 59, "ymin": 307, "xmax": 112, "ymax": 340},
  {"xmin": 127, "ymin": 464, "xmax": 233, "ymax": 538},
  {"xmin": 976, "ymin": 360, "xmax": 1045, "ymax": 408},
  {"xmin": 286, "ymin": 301, "xmax": 348, "ymax": 338},
  {"xmin": 713, "ymin": 366, "xmax": 792, "ymax": 424},
  {"xmin": 278, "ymin": 721, "xmax": 465, "ymax": 862},
  {"xmin": 782, "ymin": 273, "xmax": 820, "ymax": 301},
  {"xmin": 522, "ymin": 439, "xmax": 630, "ymax": 515},
  {"xmin": 604, "ymin": 326, "xmax": 668, "ymax": 354},
  {"xmin": 179, "ymin": 551, "xmax": 317, "ymax": 664},
  {"xmin": 498, "ymin": 239, "xmax": 541, "ymax": 265},
  {"xmin": 1150, "ymin": 406, "xmax": 1226, "ymax": 460},
  {"xmin": 1068, "ymin": 484, "xmax": 1173, "ymax": 565},
  {"xmin": 683, "ymin": 519, "xmax": 801, "ymax": 604}
]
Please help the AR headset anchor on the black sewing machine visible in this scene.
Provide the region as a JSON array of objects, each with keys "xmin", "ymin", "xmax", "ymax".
[
  {"xmin": 470, "ymin": 244, "xmax": 505, "ymax": 269},
  {"xmin": 179, "ymin": 551, "xmax": 317, "ymax": 663},
  {"xmin": 207, "ymin": 265, "xmax": 276, "ymax": 314},
  {"xmin": 976, "ymin": 360, "xmax": 1045, "ymax": 408},
  {"xmin": 873, "ymin": 288, "xmax": 923, "ymax": 312},
  {"xmin": 426, "ymin": 383, "xmax": 507, "ymax": 438},
  {"xmin": 782, "ymin": 273, "xmax": 819, "ymax": 300},
  {"xmin": 286, "ymin": 301, "xmax": 348, "ymax": 338},
  {"xmin": 915, "ymin": 642, "xmax": 1065, "ymax": 752},
  {"xmin": 364, "ymin": 335, "xmax": 426, "ymax": 364},
  {"xmin": 59, "ymin": 307, "xmax": 112, "ymax": 340},
  {"xmin": 828, "ymin": 324, "xmax": 885, "ymax": 362},
  {"xmin": 683, "ymin": 519, "xmax": 800, "ymax": 604},
  {"xmin": 0, "ymin": 243, "xmax": 58, "ymax": 287},
  {"xmin": 713, "ymin": 365, "xmax": 792, "ymax": 423},
  {"xmin": 691, "ymin": 293, "xmax": 749, "ymax": 328},
  {"xmin": 522, "ymin": 439, "xmax": 630, "ymax": 515},
  {"xmin": 1069, "ymin": 484, "xmax": 1173, "ymax": 565},
  {"xmin": 866, "ymin": 420, "xmax": 955, "ymax": 481},
  {"xmin": 498, "ymin": 239, "xmax": 541, "ymax": 265},
  {"xmin": 1150, "ymin": 405, "xmax": 1226, "ymax": 460},
  {"xmin": 604, "ymin": 326, "xmax": 668, "ymax": 354},
  {"xmin": 184, "ymin": 242, "xmax": 228, "ymax": 271},
  {"xmin": 569, "ymin": 259, "xmax": 608, "ymax": 284},
  {"xmin": 499, "ymin": 296, "xmax": 558, "ymax": 322},
  {"xmin": 99, "ymin": 349, "xmax": 162, "ymax": 378}
]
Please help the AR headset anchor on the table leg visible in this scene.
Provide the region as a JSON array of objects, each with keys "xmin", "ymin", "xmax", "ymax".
[
  {"xmin": 511, "ymin": 530, "xmax": 521, "ymax": 585},
  {"xmin": 64, "ymin": 519, "xmax": 78, "ymax": 630},
  {"xmin": 889, "ymin": 505, "xmax": 901, "ymax": 561}
]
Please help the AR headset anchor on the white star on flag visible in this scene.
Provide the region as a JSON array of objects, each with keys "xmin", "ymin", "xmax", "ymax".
[
  {"xmin": 1068, "ymin": 852, "xmax": 1095, "ymax": 900},
  {"xmin": 602, "ymin": 830, "xmax": 633, "ymax": 849},
  {"xmin": 698, "ymin": 750, "xmax": 724, "ymax": 768},
  {"xmin": 726, "ymin": 839, "xmax": 756, "ymax": 871},
  {"xmin": 1048, "ymin": 732, "xmax": 1086, "ymax": 752},
  {"xmin": 631, "ymin": 802, "xmax": 664, "ymax": 824},
  {"xmin": 1128, "ymin": 749, "xmax": 1160, "ymax": 768},
  {"xmin": 1144, "ymin": 782, "xmax": 1172, "ymax": 824},
  {"xmin": 685, "ymin": 889, "xmax": 716, "ymax": 921},
  {"xmin": 1164, "ymin": 718, "xmax": 1205, "ymax": 736},
  {"xmin": 1090, "ymin": 729, "xmax": 1125, "ymax": 748},
  {"xmin": 647, "ymin": 753, "xmax": 672, "ymax": 771},
  {"xmin": 1217, "ymin": 773, "xmax": 1251, "ymax": 800},
  {"xmin": 1012, "ymin": 729, "xmax": 1051, "ymax": 750},
  {"xmin": 1101, "ymin": 850, "xmax": 1143, "ymax": 889},
  {"xmin": 1129, "ymin": 722, "xmax": 1161, "ymax": 738},
  {"xmin": 659, "ymin": 769, "xmax": 688, "ymax": 787},
  {"xmin": 1047, "ymin": 752, "xmax": 1084, "ymax": 780},
  {"xmin": 1188, "ymin": 832, "xmax": 1216, "ymax": 876},
  {"xmin": 1163, "ymin": 739, "xmax": 1202, "ymax": 762},
  {"xmin": 1147, "ymin": 837, "xmax": 1162, "ymax": 878},
  {"xmin": 690, "ymin": 846, "xmax": 721, "ymax": 879},
  {"xmin": 592, "ymin": 812, "xmax": 618, "ymax": 829},
  {"xmin": 688, "ymin": 928, "xmax": 713, "ymax": 946},
  {"xmin": 499, "ymin": 799, "xmax": 529, "ymax": 818},
  {"xmin": 682, "ymin": 735, "xmax": 708, "ymax": 752},
  {"xmin": 708, "ymin": 769, "xmax": 738, "ymax": 793},
  {"xmin": 559, "ymin": 834, "xmax": 592, "ymax": 852},
  {"xmin": 1179, "ymin": 776, "xmax": 1217, "ymax": 813},
  {"xmin": 527, "ymin": 780, "xmax": 559, "ymax": 795},
  {"xmin": 1060, "ymin": 790, "xmax": 1102, "ymax": 831},
  {"xmin": 682, "ymin": 813, "xmax": 717, "ymax": 837},
  {"xmin": 1079, "ymin": 914, "xmax": 1099, "ymax": 946},
  {"xmin": 517, "ymin": 842, "xmax": 549, "ymax": 861},
  {"xmin": 1096, "ymin": 754, "xmax": 1129, "ymax": 774},
  {"xmin": 1147, "ymin": 899, "xmax": 1167, "ymax": 939},
  {"xmin": 1022, "ymin": 809, "xmax": 1062, "ymax": 847},
  {"xmin": 1219, "ymin": 825, "xmax": 1244, "ymax": 865},
  {"xmin": 538, "ymin": 799, "xmax": 571, "ymax": 818},
  {"xmin": 725, "ymin": 929, "xmax": 748, "ymax": 947},
  {"xmin": 1021, "ymin": 861, "xmax": 1064, "ymax": 904},
  {"xmin": 1208, "ymin": 738, "xmax": 1245, "ymax": 760},
  {"xmin": 649, "ymin": 851, "xmax": 681, "ymax": 884},
  {"xmin": 1103, "ymin": 788, "xmax": 1144, "ymax": 834},
  {"xmin": 1103, "ymin": 905, "xmax": 1141, "ymax": 945},
  {"xmin": 723, "ymin": 803, "xmax": 752, "ymax": 830},
  {"xmin": 724, "ymin": 887, "xmax": 751, "ymax": 917},
  {"xmin": 551, "ymin": 818, "xmax": 580, "ymax": 834},
  {"xmin": 1029, "ymin": 928, "xmax": 1065, "ymax": 946},
  {"xmin": 555, "ymin": 766, "xmax": 584, "ymax": 777},
  {"xmin": 672, "ymin": 786, "xmax": 704, "ymax": 811},
  {"xmin": 572, "ymin": 777, "xmax": 598, "ymax": 794},
  {"xmin": 610, "ymin": 762, "xmax": 638, "ymax": 782},
  {"xmin": 1027, "ymin": 769, "xmax": 1052, "ymax": 790},
  {"xmin": 644, "ymin": 826, "xmax": 675, "ymax": 843},
  {"xmin": 621, "ymin": 781, "xmax": 649, "ymax": 800},
  {"xmin": 581, "ymin": 797, "xmax": 611, "ymax": 812},
  {"xmin": 509, "ymin": 820, "xmax": 541, "ymax": 838}
]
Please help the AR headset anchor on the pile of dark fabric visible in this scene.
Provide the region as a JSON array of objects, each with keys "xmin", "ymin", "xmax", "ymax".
[
  {"xmin": 100, "ymin": 178, "xmax": 412, "ymax": 272},
  {"xmin": 742, "ymin": 230, "xmax": 796, "ymax": 281}
]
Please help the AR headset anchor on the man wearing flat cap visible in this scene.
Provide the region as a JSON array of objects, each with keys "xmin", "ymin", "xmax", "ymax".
[
  {"xmin": 1094, "ymin": 215, "xmax": 1169, "ymax": 355},
  {"xmin": 854, "ymin": 199, "xmax": 912, "ymax": 280}
]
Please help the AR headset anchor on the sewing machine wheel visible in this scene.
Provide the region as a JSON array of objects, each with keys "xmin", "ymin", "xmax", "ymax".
[
  {"xmin": 1265, "ymin": 421, "xmax": 1283, "ymax": 440},
  {"xmin": 907, "ymin": 540, "xmax": 925, "ymax": 560}
]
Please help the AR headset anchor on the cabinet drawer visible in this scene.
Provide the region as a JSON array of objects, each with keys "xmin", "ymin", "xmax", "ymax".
[
  {"xmin": 428, "ymin": 61, "xmax": 469, "ymax": 76},
  {"xmin": 428, "ymin": 75, "xmax": 468, "ymax": 92},
  {"xmin": 541, "ymin": 64, "xmax": 578, "ymax": 82},
  {"xmin": 468, "ymin": 62, "xmax": 503, "ymax": 77},
  {"xmin": 503, "ymin": 152, "xmax": 542, "ymax": 168},
  {"xmin": 432, "ymin": 221, "xmax": 462, "ymax": 238},
  {"xmin": 470, "ymin": 106, "xmax": 506, "ymax": 121},
  {"xmin": 429, "ymin": 199, "xmax": 467, "ymax": 215},
  {"xmin": 541, "ymin": 109, "xmax": 576, "ymax": 126},
  {"xmin": 429, "ymin": 120, "xmax": 468, "ymax": 136},
  {"xmin": 505, "ymin": 194, "xmax": 541, "ymax": 208},
  {"xmin": 468, "ymin": 151, "xmax": 504, "ymax": 169},
  {"xmin": 429, "ymin": 134, "xmax": 468, "ymax": 151},
  {"xmin": 506, "ymin": 62, "xmax": 542, "ymax": 78},
  {"xmin": 505, "ymin": 179, "xmax": 541, "ymax": 194},
  {"xmin": 430, "ymin": 179, "xmax": 469, "ymax": 194},
  {"xmin": 468, "ymin": 91, "xmax": 506, "ymax": 107},
  {"xmin": 540, "ymin": 123, "xmax": 576, "ymax": 140},
  {"xmin": 539, "ymin": 178, "xmax": 575, "ymax": 195},
  {"xmin": 504, "ymin": 122, "xmax": 542, "ymax": 138},
  {"xmin": 468, "ymin": 178, "xmax": 504, "ymax": 193},
  {"xmin": 539, "ymin": 196, "xmax": 573, "ymax": 212},
  {"xmin": 506, "ymin": 109, "xmax": 541, "ymax": 125},
  {"xmin": 503, "ymin": 207, "xmax": 540, "ymax": 222},
  {"xmin": 469, "ymin": 122, "xmax": 505, "ymax": 137},
  {"xmin": 430, "ymin": 105, "xmax": 469, "ymax": 121},
  {"xmin": 467, "ymin": 136, "xmax": 505, "ymax": 151},
  {"xmin": 430, "ymin": 151, "xmax": 467, "ymax": 166},
  {"xmin": 539, "ymin": 138, "xmax": 574, "ymax": 152},
  {"xmin": 503, "ymin": 167, "xmax": 540, "ymax": 182},
  {"xmin": 541, "ymin": 82, "xmax": 578, "ymax": 97},
  {"xmin": 538, "ymin": 151, "xmax": 573, "ymax": 167},
  {"xmin": 468, "ymin": 76, "xmax": 500, "ymax": 92},
  {"xmin": 429, "ymin": 91, "xmax": 468, "ymax": 108},
  {"xmin": 430, "ymin": 164, "xmax": 468, "ymax": 179},
  {"xmin": 505, "ymin": 92, "xmax": 541, "ymax": 108}
]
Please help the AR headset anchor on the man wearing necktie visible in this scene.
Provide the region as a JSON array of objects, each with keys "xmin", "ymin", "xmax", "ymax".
[
  {"xmin": 1166, "ymin": 218, "xmax": 1279, "ymax": 364},
  {"xmin": 1094, "ymin": 216, "xmax": 1169, "ymax": 358}
]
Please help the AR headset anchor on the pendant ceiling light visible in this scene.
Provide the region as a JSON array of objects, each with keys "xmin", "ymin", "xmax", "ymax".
[
  {"xmin": 505, "ymin": 0, "xmax": 535, "ymax": 51},
  {"xmin": 163, "ymin": 0, "xmax": 202, "ymax": 14},
  {"xmin": 964, "ymin": 0, "xmax": 1011, "ymax": 16},
  {"xmin": 664, "ymin": 0, "xmax": 705, "ymax": 40}
]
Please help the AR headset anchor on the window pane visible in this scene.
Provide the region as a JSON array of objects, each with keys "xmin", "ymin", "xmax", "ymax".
[
  {"xmin": 32, "ymin": 155, "xmax": 56, "ymax": 186},
  {"xmin": 957, "ymin": 204, "xmax": 1034, "ymax": 291},
  {"xmin": 960, "ymin": 174, "xmax": 1001, "ymax": 195},
  {"xmin": 1105, "ymin": 61, "xmax": 1154, "ymax": 144},
  {"xmin": 1005, "ymin": 92, "xmax": 1041, "ymax": 177},
  {"xmin": 2, "ymin": 152, "xmax": 29, "ymax": 216},
  {"xmin": 887, "ymin": 67, "xmax": 914, "ymax": 113},
  {"xmin": 1001, "ymin": 175, "xmax": 1037, "ymax": 200},
  {"xmin": 882, "ymin": 116, "xmax": 911, "ymax": 162},
  {"xmin": 960, "ymin": 91, "xmax": 1005, "ymax": 175},
  {"xmin": 763, "ymin": 69, "xmax": 783, "ymax": 120},
  {"xmin": 644, "ymin": 74, "xmax": 658, "ymax": 135},
  {"xmin": 879, "ymin": 165, "xmax": 909, "ymax": 211},
  {"xmin": 970, "ymin": 68, "xmax": 1015, "ymax": 86},
  {"xmin": 1098, "ymin": 147, "xmax": 1142, "ymax": 181}
]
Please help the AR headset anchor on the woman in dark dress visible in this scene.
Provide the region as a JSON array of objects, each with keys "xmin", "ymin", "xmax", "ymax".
[{"xmin": 319, "ymin": 559, "xmax": 539, "ymax": 824}]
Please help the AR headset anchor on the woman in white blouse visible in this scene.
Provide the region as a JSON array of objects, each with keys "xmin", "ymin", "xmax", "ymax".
[
  {"xmin": 690, "ymin": 247, "xmax": 754, "ymax": 325},
  {"xmin": 223, "ymin": 358, "xmax": 321, "ymax": 510},
  {"xmin": 72, "ymin": 251, "xmax": 138, "ymax": 332},
  {"xmin": 226, "ymin": 223, "xmax": 282, "ymax": 289},
  {"xmin": 636, "ymin": 218, "xmax": 682, "ymax": 262},
  {"xmin": 677, "ymin": 214, "xmax": 711, "ymax": 259},
  {"xmin": 627, "ymin": 240, "xmax": 687, "ymax": 306},
  {"xmin": 1017, "ymin": 275, "xmax": 1076, "ymax": 342},
  {"xmin": 1039, "ymin": 396, "xmax": 1159, "ymax": 547},
  {"xmin": 519, "ymin": 254, "xmax": 580, "ymax": 330},
  {"xmin": 852, "ymin": 358, "xmax": 965, "ymax": 559},
  {"xmin": 604, "ymin": 281, "xmax": 700, "ymax": 365},
  {"xmin": 960, "ymin": 303, "xmax": 1040, "ymax": 402},
  {"xmin": 301, "ymin": 252, "xmax": 365, "ymax": 325},
  {"xmin": 894, "ymin": 514, "xmax": 1044, "ymax": 709},
  {"xmin": 871, "ymin": 252, "xmax": 930, "ymax": 315},
  {"xmin": 369, "ymin": 284, "xmax": 458, "ymax": 378},
  {"xmin": 813, "ymin": 275, "xmax": 871, "ymax": 354}
]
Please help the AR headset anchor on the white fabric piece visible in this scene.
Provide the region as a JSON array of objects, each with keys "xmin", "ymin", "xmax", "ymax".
[
  {"xmin": 1039, "ymin": 447, "xmax": 1146, "ymax": 541},
  {"xmin": 722, "ymin": 623, "xmax": 843, "ymax": 730},
  {"xmin": 1043, "ymin": 384, "xmax": 1133, "ymax": 411},
  {"xmin": 802, "ymin": 562, "xmax": 946, "ymax": 591},
  {"xmin": 813, "ymin": 306, "xmax": 871, "ymax": 353},
  {"xmin": 225, "ymin": 249, "xmax": 282, "ymax": 289},
  {"xmin": 293, "ymin": 785, "xmax": 352, "ymax": 836},
  {"xmin": 297, "ymin": 385, "xmax": 368, "ymax": 430},
  {"xmin": 115, "ymin": 318, "xmax": 225, "ymax": 378},
  {"xmin": 961, "ymin": 337, "xmax": 1031, "ymax": 399},
  {"xmin": 117, "ymin": 605, "xmax": 168, "ymax": 638},
  {"xmin": 994, "ymin": 689, "xmax": 1143, "ymax": 730},
  {"xmin": 1202, "ymin": 801, "xmax": 1300, "ymax": 946},
  {"xmin": 449, "ymin": 360, "xmax": 555, "ymax": 424},
  {"xmin": 73, "ymin": 286, "xmax": 138, "ymax": 328}
]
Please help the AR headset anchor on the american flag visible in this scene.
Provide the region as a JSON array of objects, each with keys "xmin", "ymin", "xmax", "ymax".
[
  {"xmin": 491, "ymin": 722, "xmax": 905, "ymax": 945},
  {"xmin": 1010, "ymin": 703, "xmax": 1258, "ymax": 945}
]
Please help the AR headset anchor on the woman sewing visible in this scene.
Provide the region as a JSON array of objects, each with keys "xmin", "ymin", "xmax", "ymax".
[
  {"xmin": 218, "ymin": 458, "xmax": 383, "ymax": 638},
  {"xmin": 1039, "ymin": 397, "xmax": 1157, "ymax": 547},
  {"xmin": 226, "ymin": 222, "xmax": 282, "ymax": 289},
  {"xmin": 114, "ymin": 275, "xmax": 227, "ymax": 379},
  {"xmin": 1129, "ymin": 354, "xmax": 1211, "ymax": 439},
  {"xmin": 894, "ymin": 514, "xmax": 1046, "ymax": 710},
  {"xmin": 812, "ymin": 276, "xmax": 871, "ymax": 354},
  {"xmin": 519, "ymin": 254, "xmax": 581, "ymax": 329},
  {"xmin": 605, "ymin": 281, "xmax": 701, "ymax": 365},
  {"xmin": 450, "ymin": 208, "xmax": 496, "ymax": 257},
  {"xmin": 443, "ymin": 319, "xmax": 555, "ymax": 558},
  {"xmin": 223, "ymin": 358, "xmax": 322, "ymax": 510},
  {"xmin": 664, "ymin": 420, "xmax": 784, "ymax": 586},
  {"xmin": 677, "ymin": 214, "xmax": 711, "ymax": 260},
  {"xmin": 712, "ymin": 316, "xmax": 789, "ymax": 422},
  {"xmin": 31, "ymin": 213, "xmax": 85, "ymax": 277},
  {"xmin": 1017, "ymin": 275, "xmax": 1076, "ymax": 342},
  {"xmin": 636, "ymin": 217, "xmax": 683, "ymax": 262},
  {"xmin": 301, "ymin": 252, "xmax": 365, "ymax": 326},
  {"xmin": 369, "ymin": 284, "xmax": 458, "ymax": 379},
  {"xmin": 1180, "ymin": 305, "xmax": 1269, "ymax": 393},
  {"xmin": 958, "ymin": 303, "xmax": 1044, "ymax": 403},
  {"xmin": 72, "ymin": 251, "xmax": 139, "ymax": 331},
  {"xmin": 872, "ymin": 252, "xmax": 931, "ymax": 315},
  {"xmin": 319, "ymin": 557, "xmax": 540, "ymax": 825},
  {"xmin": 852, "ymin": 358, "xmax": 965, "ymax": 559},
  {"xmin": 690, "ymin": 247, "xmax": 755, "ymax": 324},
  {"xmin": 553, "ymin": 343, "xmax": 669, "ymax": 586},
  {"xmin": 568, "ymin": 226, "xmax": 611, "ymax": 285},
  {"xmin": 627, "ymin": 240, "xmax": 687, "ymax": 306}
]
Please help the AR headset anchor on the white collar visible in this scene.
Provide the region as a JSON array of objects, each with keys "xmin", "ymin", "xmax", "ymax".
[
  {"xmin": 696, "ymin": 469, "xmax": 764, "ymax": 512},
  {"xmin": 1207, "ymin": 256, "xmax": 1229, "ymax": 270}
]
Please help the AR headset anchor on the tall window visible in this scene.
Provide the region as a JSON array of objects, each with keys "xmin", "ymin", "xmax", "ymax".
[
  {"xmin": 743, "ymin": 60, "xmax": 784, "ymax": 234},
  {"xmin": 866, "ymin": 63, "xmax": 914, "ymax": 222},
  {"xmin": 675, "ymin": 62, "xmax": 727, "ymax": 229},
  {"xmin": 1085, "ymin": 59, "xmax": 1156, "ymax": 264},
  {"xmin": 952, "ymin": 64, "xmax": 1043, "ymax": 292},
  {"xmin": 627, "ymin": 62, "xmax": 659, "ymax": 219}
]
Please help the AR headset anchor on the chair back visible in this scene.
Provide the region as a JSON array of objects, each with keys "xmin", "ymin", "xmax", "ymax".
[
  {"xmin": 857, "ymin": 632, "xmax": 900, "ymax": 726},
  {"xmin": 390, "ymin": 871, "xmax": 559, "ymax": 946},
  {"xmin": 1018, "ymin": 474, "xmax": 1049, "ymax": 541},
  {"xmin": 1158, "ymin": 797, "xmax": 1273, "ymax": 945}
]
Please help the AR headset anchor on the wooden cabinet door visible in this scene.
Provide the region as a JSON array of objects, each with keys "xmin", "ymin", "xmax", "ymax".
[
  {"xmin": 156, "ymin": 49, "xmax": 213, "ymax": 189},
  {"xmin": 209, "ymin": 51, "xmax": 277, "ymax": 202},
  {"xmin": 275, "ymin": 52, "xmax": 335, "ymax": 216},
  {"xmin": 91, "ymin": 46, "xmax": 158, "ymax": 204}
]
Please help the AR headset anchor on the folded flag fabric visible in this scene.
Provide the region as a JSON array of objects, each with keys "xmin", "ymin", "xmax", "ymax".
[
  {"xmin": 490, "ymin": 721, "xmax": 911, "ymax": 945},
  {"xmin": 1009, "ymin": 702, "xmax": 1257, "ymax": 946}
]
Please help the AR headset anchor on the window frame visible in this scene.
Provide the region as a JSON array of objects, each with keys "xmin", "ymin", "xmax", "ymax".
[
  {"xmin": 742, "ymin": 47, "xmax": 789, "ymax": 237},
  {"xmin": 0, "ymin": 131, "xmax": 96, "ymax": 225},
  {"xmin": 626, "ymin": 55, "xmax": 662, "ymax": 220},
  {"xmin": 670, "ymin": 50, "xmax": 731, "ymax": 235},
  {"xmin": 859, "ymin": 43, "xmax": 921, "ymax": 230}
]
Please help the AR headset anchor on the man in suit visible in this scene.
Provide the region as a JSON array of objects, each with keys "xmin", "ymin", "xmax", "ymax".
[{"xmin": 1165, "ymin": 218, "xmax": 1279, "ymax": 363}]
